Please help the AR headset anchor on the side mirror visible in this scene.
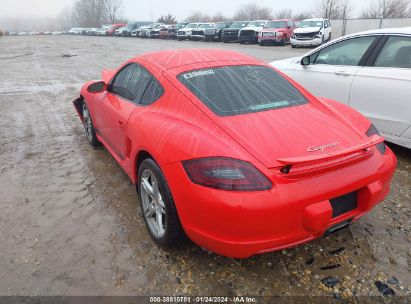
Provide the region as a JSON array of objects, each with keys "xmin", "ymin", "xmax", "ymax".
[
  {"xmin": 301, "ymin": 56, "xmax": 311, "ymax": 66},
  {"xmin": 87, "ymin": 81, "xmax": 107, "ymax": 93}
]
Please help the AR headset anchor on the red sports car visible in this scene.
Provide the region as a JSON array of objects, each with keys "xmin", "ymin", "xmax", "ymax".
[{"xmin": 73, "ymin": 49, "xmax": 396, "ymax": 258}]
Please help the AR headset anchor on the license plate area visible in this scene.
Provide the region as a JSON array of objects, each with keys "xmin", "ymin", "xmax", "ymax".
[{"xmin": 330, "ymin": 191, "xmax": 358, "ymax": 218}]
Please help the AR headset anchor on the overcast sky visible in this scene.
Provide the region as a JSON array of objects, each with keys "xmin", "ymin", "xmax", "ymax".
[{"xmin": 1, "ymin": 0, "xmax": 367, "ymax": 20}]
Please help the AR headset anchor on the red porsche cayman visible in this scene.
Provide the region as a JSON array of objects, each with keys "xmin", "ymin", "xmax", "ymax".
[{"xmin": 73, "ymin": 49, "xmax": 396, "ymax": 258}]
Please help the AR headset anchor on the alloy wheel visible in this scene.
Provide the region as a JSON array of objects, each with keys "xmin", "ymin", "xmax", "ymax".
[{"xmin": 140, "ymin": 168, "xmax": 166, "ymax": 238}]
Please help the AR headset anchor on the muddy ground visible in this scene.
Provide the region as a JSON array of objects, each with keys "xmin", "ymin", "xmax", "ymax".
[{"xmin": 0, "ymin": 36, "xmax": 410, "ymax": 300}]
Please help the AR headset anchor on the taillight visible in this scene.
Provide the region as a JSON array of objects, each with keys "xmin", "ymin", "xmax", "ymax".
[
  {"xmin": 366, "ymin": 124, "xmax": 386, "ymax": 154},
  {"xmin": 182, "ymin": 157, "xmax": 272, "ymax": 191}
]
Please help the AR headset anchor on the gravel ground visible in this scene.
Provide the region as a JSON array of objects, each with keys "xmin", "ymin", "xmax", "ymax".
[{"xmin": 0, "ymin": 35, "xmax": 410, "ymax": 300}]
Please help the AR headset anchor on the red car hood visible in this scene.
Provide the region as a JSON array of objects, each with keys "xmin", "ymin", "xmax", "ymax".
[
  {"xmin": 262, "ymin": 27, "xmax": 287, "ymax": 32},
  {"xmin": 214, "ymin": 100, "xmax": 375, "ymax": 169}
]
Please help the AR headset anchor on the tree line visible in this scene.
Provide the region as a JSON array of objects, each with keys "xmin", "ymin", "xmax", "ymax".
[
  {"xmin": 59, "ymin": 0, "xmax": 411, "ymax": 29},
  {"xmin": 183, "ymin": 0, "xmax": 411, "ymax": 22}
]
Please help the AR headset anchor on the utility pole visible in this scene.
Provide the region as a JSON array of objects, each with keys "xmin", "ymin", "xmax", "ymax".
[{"xmin": 379, "ymin": 0, "xmax": 386, "ymax": 28}]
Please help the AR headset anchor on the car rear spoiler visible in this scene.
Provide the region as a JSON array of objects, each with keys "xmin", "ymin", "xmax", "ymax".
[{"xmin": 277, "ymin": 135, "xmax": 384, "ymax": 167}]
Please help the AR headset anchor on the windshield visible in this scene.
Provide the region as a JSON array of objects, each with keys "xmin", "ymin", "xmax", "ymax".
[
  {"xmin": 176, "ymin": 23, "xmax": 187, "ymax": 29},
  {"xmin": 265, "ymin": 21, "xmax": 288, "ymax": 28},
  {"xmin": 229, "ymin": 22, "xmax": 248, "ymax": 28},
  {"xmin": 299, "ymin": 21, "xmax": 323, "ymax": 28},
  {"xmin": 178, "ymin": 65, "xmax": 308, "ymax": 116},
  {"xmin": 199, "ymin": 24, "xmax": 213, "ymax": 28},
  {"xmin": 186, "ymin": 23, "xmax": 198, "ymax": 28},
  {"xmin": 247, "ymin": 21, "xmax": 266, "ymax": 27}
]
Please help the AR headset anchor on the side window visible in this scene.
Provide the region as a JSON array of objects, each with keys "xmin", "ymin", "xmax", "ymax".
[
  {"xmin": 140, "ymin": 77, "xmax": 164, "ymax": 105},
  {"xmin": 110, "ymin": 63, "xmax": 152, "ymax": 103},
  {"xmin": 324, "ymin": 21, "xmax": 328, "ymax": 28},
  {"xmin": 314, "ymin": 36, "xmax": 376, "ymax": 66},
  {"xmin": 374, "ymin": 36, "xmax": 411, "ymax": 68}
]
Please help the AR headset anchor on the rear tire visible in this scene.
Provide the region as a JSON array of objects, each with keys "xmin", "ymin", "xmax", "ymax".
[
  {"xmin": 137, "ymin": 158, "xmax": 186, "ymax": 248},
  {"xmin": 82, "ymin": 102, "xmax": 101, "ymax": 147}
]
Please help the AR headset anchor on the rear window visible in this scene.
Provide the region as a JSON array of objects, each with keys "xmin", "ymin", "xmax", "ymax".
[{"xmin": 178, "ymin": 65, "xmax": 308, "ymax": 116}]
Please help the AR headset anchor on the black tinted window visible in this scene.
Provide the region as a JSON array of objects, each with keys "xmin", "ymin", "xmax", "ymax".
[
  {"xmin": 178, "ymin": 65, "xmax": 308, "ymax": 116},
  {"xmin": 140, "ymin": 78, "xmax": 164, "ymax": 105},
  {"xmin": 111, "ymin": 63, "xmax": 152, "ymax": 103}
]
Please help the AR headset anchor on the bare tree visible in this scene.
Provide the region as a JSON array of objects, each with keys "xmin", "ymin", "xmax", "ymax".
[
  {"xmin": 158, "ymin": 14, "xmax": 177, "ymax": 24},
  {"xmin": 71, "ymin": 0, "xmax": 106, "ymax": 27},
  {"xmin": 103, "ymin": 0, "xmax": 124, "ymax": 24},
  {"xmin": 57, "ymin": 6, "xmax": 74, "ymax": 30},
  {"xmin": 361, "ymin": 0, "xmax": 411, "ymax": 18},
  {"xmin": 70, "ymin": 0, "xmax": 124, "ymax": 27},
  {"xmin": 314, "ymin": 0, "xmax": 351, "ymax": 19},
  {"xmin": 293, "ymin": 11, "xmax": 313, "ymax": 21},
  {"xmin": 274, "ymin": 9, "xmax": 292, "ymax": 19},
  {"xmin": 185, "ymin": 11, "xmax": 211, "ymax": 22},
  {"xmin": 210, "ymin": 12, "xmax": 228, "ymax": 22},
  {"xmin": 232, "ymin": 2, "xmax": 273, "ymax": 20}
]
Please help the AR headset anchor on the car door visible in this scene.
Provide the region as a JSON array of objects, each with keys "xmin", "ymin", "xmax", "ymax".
[
  {"xmin": 292, "ymin": 35, "xmax": 379, "ymax": 104},
  {"xmin": 96, "ymin": 63, "xmax": 153, "ymax": 160},
  {"xmin": 350, "ymin": 35, "xmax": 411, "ymax": 138}
]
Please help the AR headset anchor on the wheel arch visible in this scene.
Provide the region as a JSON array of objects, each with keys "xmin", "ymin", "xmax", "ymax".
[{"xmin": 134, "ymin": 150, "xmax": 157, "ymax": 189}]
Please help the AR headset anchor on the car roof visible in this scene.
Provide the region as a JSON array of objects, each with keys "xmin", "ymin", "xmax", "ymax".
[
  {"xmin": 270, "ymin": 19, "xmax": 292, "ymax": 21},
  {"xmin": 351, "ymin": 27, "xmax": 411, "ymax": 35},
  {"xmin": 134, "ymin": 48, "xmax": 259, "ymax": 71},
  {"xmin": 303, "ymin": 18, "xmax": 326, "ymax": 21}
]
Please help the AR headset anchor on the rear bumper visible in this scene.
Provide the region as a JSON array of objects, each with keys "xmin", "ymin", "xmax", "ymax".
[{"xmin": 163, "ymin": 148, "xmax": 397, "ymax": 258}]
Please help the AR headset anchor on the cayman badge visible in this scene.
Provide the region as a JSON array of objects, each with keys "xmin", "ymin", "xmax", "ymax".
[{"xmin": 308, "ymin": 142, "xmax": 339, "ymax": 152}]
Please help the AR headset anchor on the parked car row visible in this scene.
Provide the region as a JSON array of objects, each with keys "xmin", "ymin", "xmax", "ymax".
[
  {"xmin": 63, "ymin": 18, "xmax": 332, "ymax": 48},
  {"xmin": 7, "ymin": 31, "xmax": 65, "ymax": 36},
  {"xmin": 9, "ymin": 18, "xmax": 332, "ymax": 48},
  {"xmin": 128, "ymin": 18, "xmax": 332, "ymax": 48}
]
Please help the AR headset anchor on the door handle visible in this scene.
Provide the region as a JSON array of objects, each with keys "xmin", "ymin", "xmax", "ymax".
[{"xmin": 335, "ymin": 71, "xmax": 352, "ymax": 77}]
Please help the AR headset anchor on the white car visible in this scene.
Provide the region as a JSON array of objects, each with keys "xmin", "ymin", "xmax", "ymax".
[
  {"xmin": 271, "ymin": 28, "xmax": 411, "ymax": 148},
  {"xmin": 291, "ymin": 18, "xmax": 332, "ymax": 48},
  {"xmin": 68, "ymin": 28, "xmax": 83, "ymax": 35},
  {"xmin": 238, "ymin": 20, "xmax": 268, "ymax": 44},
  {"xmin": 177, "ymin": 23, "xmax": 201, "ymax": 40}
]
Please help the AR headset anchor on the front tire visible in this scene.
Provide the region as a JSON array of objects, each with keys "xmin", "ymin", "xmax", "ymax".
[
  {"xmin": 138, "ymin": 158, "xmax": 185, "ymax": 248},
  {"xmin": 82, "ymin": 102, "xmax": 101, "ymax": 147}
]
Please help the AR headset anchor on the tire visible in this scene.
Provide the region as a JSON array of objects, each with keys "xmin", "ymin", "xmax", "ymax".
[
  {"xmin": 292, "ymin": 44, "xmax": 296, "ymax": 48},
  {"xmin": 82, "ymin": 102, "xmax": 101, "ymax": 147},
  {"xmin": 328, "ymin": 33, "xmax": 332, "ymax": 42},
  {"xmin": 137, "ymin": 158, "xmax": 185, "ymax": 248}
]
